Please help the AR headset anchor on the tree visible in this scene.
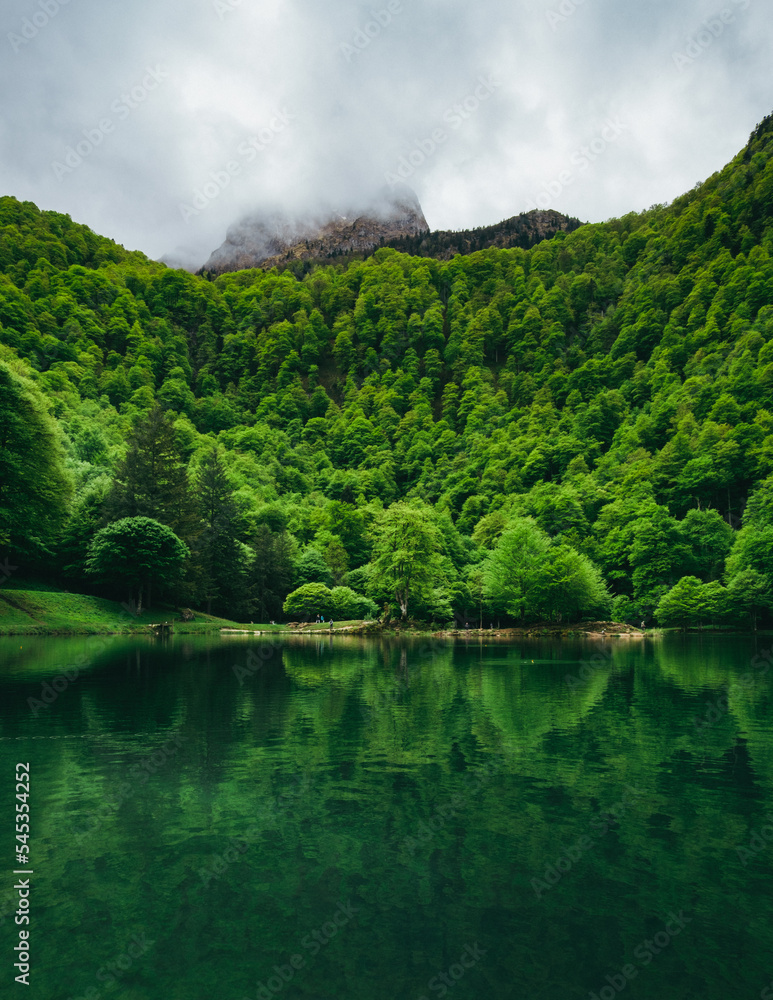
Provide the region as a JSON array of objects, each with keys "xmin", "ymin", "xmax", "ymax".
[
  {"xmin": 369, "ymin": 502, "xmax": 443, "ymax": 620},
  {"xmin": 655, "ymin": 576, "xmax": 725, "ymax": 629},
  {"xmin": 330, "ymin": 586, "xmax": 378, "ymax": 620},
  {"xmin": 325, "ymin": 500, "xmax": 369, "ymax": 565},
  {"xmin": 727, "ymin": 569, "xmax": 772, "ymax": 629},
  {"xmin": 532, "ymin": 544, "xmax": 611, "ymax": 621},
  {"xmin": 724, "ymin": 525, "xmax": 773, "ymax": 629},
  {"xmin": 192, "ymin": 446, "xmax": 243, "ymax": 615},
  {"xmin": 483, "ymin": 519, "xmax": 609, "ymax": 621},
  {"xmin": 680, "ymin": 507, "xmax": 734, "ymax": 581},
  {"xmin": 743, "ymin": 475, "xmax": 773, "ymax": 528},
  {"xmin": 103, "ymin": 403, "xmax": 198, "ymax": 542},
  {"xmin": 726, "ymin": 525, "xmax": 773, "ymax": 580},
  {"xmin": 59, "ymin": 476, "xmax": 111, "ymax": 587},
  {"xmin": 86, "ymin": 517, "xmax": 189, "ymax": 613},
  {"xmin": 482, "ymin": 518, "xmax": 550, "ymax": 620},
  {"xmin": 293, "ymin": 547, "xmax": 333, "ymax": 587},
  {"xmin": 321, "ymin": 537, "xmax": 348, "ymax": 585},
  {"xmin": 249, "ymin": 525, "xmax": 296, "ymax": 622},
  {"xmin": 630, "ymin": 507, "xmax": 691, "ymax": 604},
  {"xmin": 283, "ymin": 582, "xmax": 334, "ymax": 619},
  {"xmin": 0, "ymin": 360, "xmax": 72, "ymax": 558}
]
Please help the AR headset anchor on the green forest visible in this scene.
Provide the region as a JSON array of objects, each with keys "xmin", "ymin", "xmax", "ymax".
[{"xmin": 2, "ymin": 113, "xmax": 773, "ymax": 630}]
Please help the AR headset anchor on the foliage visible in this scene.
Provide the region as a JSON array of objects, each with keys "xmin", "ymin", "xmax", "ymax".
[
  {"xmin": 249, "ymin": 525, "xmax": 296, "ymax": 622},
  {"xmin": 482, "ymin": 518, "xmax": 551, "ymax": 620},
  {"xmin": 293, "ymin": 547, "xmax": 333, "ymax": 587},
  {"xmin": 483, "ymin": 518, "xmax": 609, "ymax": 621},
  {"xmin": 0, "ymin": 359, "xmax": 72, "ymax": 558},
  {"xmin": 86, "ymin": 516, "xmax": 189, "ymax": 612},
  {"xmin": 104, "ymin": 403, "xmax": 199, "ymax": 542},
  {"xmin": 192, "ymin": 446, "xmax": 243, "ymax": 615},
  {"xmin": 655, "ymin": 576, "xmax": 725, "ymax": 629},
  {"xmin": 4, "ymin": 115, "xmax": 773, "ymax": 624},
  {"xmin": 369, "ymin": 503, "xmax": 443, "ymax": 619},
  {"xmin": 330, "ymin": 586, "xmax": 378, "ymax": 620},
  {"xmin": 283, "ymin": 583, "xmax": 335, "ymax": 619}
]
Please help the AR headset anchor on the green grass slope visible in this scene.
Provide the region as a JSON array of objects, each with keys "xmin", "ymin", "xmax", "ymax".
[{"xmin": 0, "ymin": 589, "xmax": 241, "ymax": 635}]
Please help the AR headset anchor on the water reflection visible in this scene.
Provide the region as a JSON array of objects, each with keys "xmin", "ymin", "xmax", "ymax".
[{"xmin": 0, "ymin": 633, "xmax": 771, "ymax": 999}]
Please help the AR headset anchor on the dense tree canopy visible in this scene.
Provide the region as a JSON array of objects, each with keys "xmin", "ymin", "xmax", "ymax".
[
  {"xmin": 0, "ymin": 358, "xmax": 71, "ymax": 558},
  {"xmin": 3, "ymin": 114, "xmax": 773, "ymax": 625}
]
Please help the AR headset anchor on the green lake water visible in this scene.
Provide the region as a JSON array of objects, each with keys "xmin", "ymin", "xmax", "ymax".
[{"xmin": 1, "ymin": 632, "xmax": 772, "ymax": 1000}]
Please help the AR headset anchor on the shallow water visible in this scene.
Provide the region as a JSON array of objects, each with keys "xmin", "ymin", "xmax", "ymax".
[{"xmin": 1, "ymin": 632, "xmax": 772, "ymax": 1000}]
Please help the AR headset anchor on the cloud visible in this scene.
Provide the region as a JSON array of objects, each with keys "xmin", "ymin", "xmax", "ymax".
[{"xmin": 0, "ymin": 0, "xmax": 768, "ymax": 269}]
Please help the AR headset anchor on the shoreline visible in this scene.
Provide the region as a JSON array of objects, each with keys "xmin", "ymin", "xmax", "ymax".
[{"xmin": 2, "ymin": 590, "xmax": 767, "ymax": 637}]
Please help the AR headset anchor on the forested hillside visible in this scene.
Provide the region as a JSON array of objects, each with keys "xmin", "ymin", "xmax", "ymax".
[
  {"xmin": 368, "ymin": 208, "xmax": 583, "ymax": 261},
  {"xmin": 2, "ymin": 114, "xmax": 773, "ymax": 628}
]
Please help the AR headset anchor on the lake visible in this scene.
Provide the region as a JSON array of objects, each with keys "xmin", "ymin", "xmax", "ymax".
[{"xmin": 1, "ymin": 632, "xmax": 772, "ymax": 1000}]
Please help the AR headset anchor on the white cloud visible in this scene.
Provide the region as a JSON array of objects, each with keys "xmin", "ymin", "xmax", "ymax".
[{"xmin": 0, "ymin": 0, "xmax": 768, "ymax": 268}]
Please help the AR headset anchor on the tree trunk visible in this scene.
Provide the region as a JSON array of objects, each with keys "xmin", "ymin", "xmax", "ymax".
[{"xmin": 137, "ymin": 585, "xmax": 143, "ymax": 616}]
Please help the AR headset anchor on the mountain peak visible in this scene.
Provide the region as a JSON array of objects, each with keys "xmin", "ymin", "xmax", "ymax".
[{"xmin": 200, "ymin": 185, "xmax": 428, "ymax": 275}]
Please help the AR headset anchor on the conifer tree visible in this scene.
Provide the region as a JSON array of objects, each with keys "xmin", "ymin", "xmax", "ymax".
[
  {"xmin": 104, "ymin": 404, "xmax": 198, "ymax": 543},
  {"xmin": 192, "ymin": 446, "xmax": 242, "ymax": 615}
]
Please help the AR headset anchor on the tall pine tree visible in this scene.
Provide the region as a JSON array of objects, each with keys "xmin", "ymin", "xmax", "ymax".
[
  {"xmin": 104, "ymin": 404, "xmax": 198, "ymax": 543},
  {"xmin": 192, "ymin": 446, "xmax": 243, "ymax": 615},
  {"xmin": 249, "ymin": 524, "xmax": 296, "ymax": 622}
]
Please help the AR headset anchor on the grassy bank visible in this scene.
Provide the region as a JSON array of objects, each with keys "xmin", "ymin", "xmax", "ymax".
[
  {"xmin": 0, "ymin": 591, "xmax": 647, "ymax": 638},
  {"xmin": 0, "ymin": 589, "xmax": 243, "ymax": 635}
]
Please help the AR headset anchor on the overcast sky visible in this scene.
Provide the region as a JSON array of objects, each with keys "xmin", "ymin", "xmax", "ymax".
[{"xmin": 1, "ymin": 0, "xmax": 769, "ymax": 268}]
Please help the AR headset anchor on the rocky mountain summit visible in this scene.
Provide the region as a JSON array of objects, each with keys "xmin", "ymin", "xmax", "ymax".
[{"xmin": 201, "ymin": 186, "xmax": 428, "ymax": 275}]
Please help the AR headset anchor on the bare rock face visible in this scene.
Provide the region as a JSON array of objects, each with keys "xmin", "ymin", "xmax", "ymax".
[{"xmin": 201, "ymin": 186, "xmax": 428, "ymax": 274}]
